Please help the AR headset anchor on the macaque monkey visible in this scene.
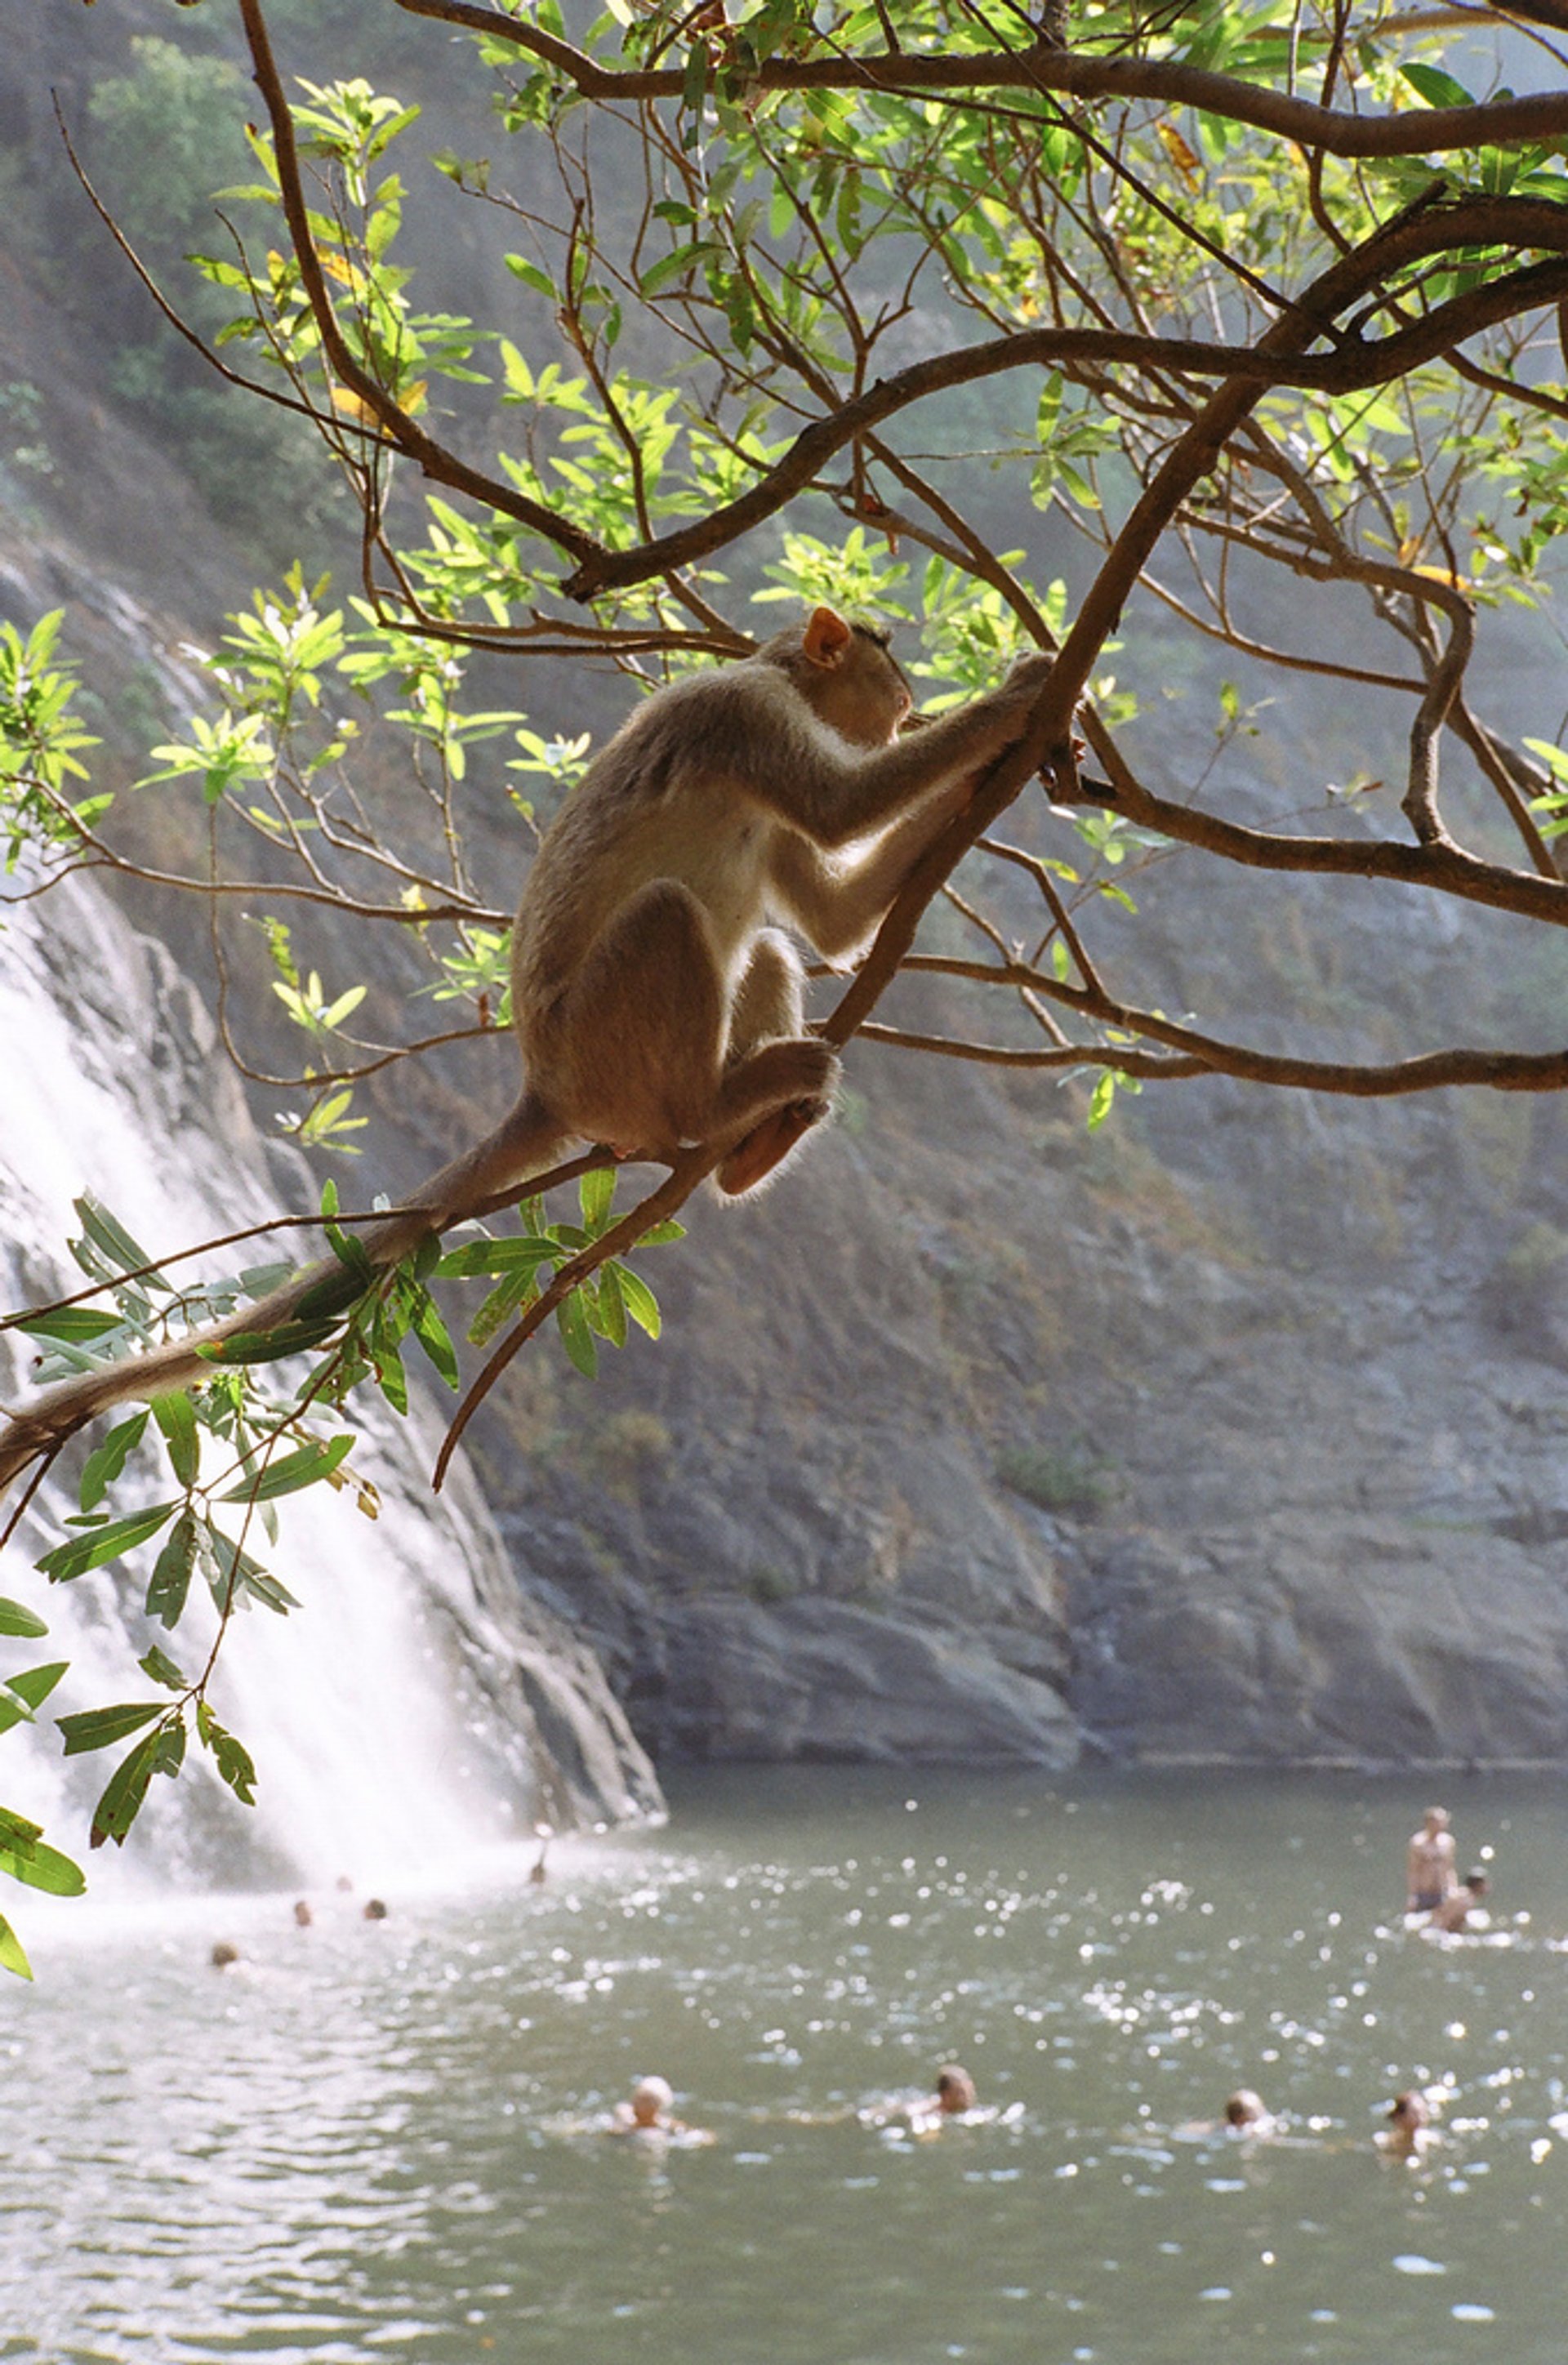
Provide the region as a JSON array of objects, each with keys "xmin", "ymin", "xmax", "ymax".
[{"xmin": 0, "ymin": 609, "xmax": 1050, "ymax": 1481}]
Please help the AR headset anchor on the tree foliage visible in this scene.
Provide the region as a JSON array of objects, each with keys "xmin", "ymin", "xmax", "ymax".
[{"xmin": 5, "ymin": 0, "xmax": 1568, "ymax": 1948}]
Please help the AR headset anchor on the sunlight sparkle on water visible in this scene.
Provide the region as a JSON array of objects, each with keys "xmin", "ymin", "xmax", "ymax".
[{"xmin": 6, "ymin": 1766, "xmax": 1568, "ymax": 2363}]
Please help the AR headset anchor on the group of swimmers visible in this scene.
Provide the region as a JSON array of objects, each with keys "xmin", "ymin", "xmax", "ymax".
[
  {"xmin": 606, "ymin": 2063, "xmax": 1436, "ymax": 2161},
  {"xmin": 605, "ymin": 2061, "xmax": 982, "ymax": 2146},
  {"xmin": 1206, "ymin": 1805, "xmax": 1492, "ymax": 2162},
  {"xmin": 610, "ymin": 1810, "xmax": 1486, "ymax": 2162},
  {"xmin": 1221, "ymin": 2082, "xmax": 1433, "ymax": 2157}
]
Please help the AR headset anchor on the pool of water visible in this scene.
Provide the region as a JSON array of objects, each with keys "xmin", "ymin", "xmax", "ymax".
[{"xmin": 5, "ymin": 1766, "xmax": 1567, "ymax": 2363}]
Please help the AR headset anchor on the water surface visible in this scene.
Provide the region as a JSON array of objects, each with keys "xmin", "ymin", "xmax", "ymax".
[{"xmin": 6, "ymin": 1767, "xmax": 1567, "ymax": 2362}]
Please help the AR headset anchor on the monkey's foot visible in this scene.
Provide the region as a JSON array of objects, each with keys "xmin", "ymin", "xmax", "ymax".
[{"xmin": 715, "ymin": 1096, "xmax": 831, "ymax": 1198}]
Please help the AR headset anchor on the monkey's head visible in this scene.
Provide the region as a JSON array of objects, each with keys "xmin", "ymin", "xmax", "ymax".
[{"xmin": 763, "ymin": 605, "xmax": 913, "ymax": 748}]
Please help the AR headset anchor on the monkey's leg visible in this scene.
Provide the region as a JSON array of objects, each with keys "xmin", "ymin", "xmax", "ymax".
[
  {"xmin": 715, "ymin": 930, "xmax": 838, "ymax": 1198},
  {"xmin": 560, "ymin": 888, "xmax": 833, "ymax": 1157}
]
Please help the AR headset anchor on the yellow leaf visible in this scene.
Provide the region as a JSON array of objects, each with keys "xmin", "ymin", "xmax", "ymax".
[
  {"xmin": 318, "ymin": 251, "xmax": 364, "ymax": 293},
  {"xmin": 1156, "ymin": 121, "xmax": 1201, "ymax": 186},
  {"xmin": 330, "ymin": 385, "xmax": 377, "ymax": 421}
]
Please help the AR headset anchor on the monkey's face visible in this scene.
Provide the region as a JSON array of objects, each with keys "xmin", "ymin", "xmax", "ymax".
[{"xmin": 817, "ymin": 638, "xmax": 913, "ymax": 749}]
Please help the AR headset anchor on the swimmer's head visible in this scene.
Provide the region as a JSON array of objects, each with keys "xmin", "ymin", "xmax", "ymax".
[
  {"xmin": 1388, "ymin": 2089, "xmax": 1429, "ymax": 2130},
  {"xmin": 935, "ymin": 2064, "xmax": 977, "ymax": 2113},
  {"xmin": 1225, "ymin": 2088, "xmax": 1267, "ymax": 2127},
  {"xmin": 1464, "ymin": 1868, "xmax": 1490, "ymax": 1895},
  {"xmin": 1423, "ymin": 1805, "xmax": 1450, "ymax": 1832},
  {"xmin": 630, "ymin": 2076, "xmax": 675, "ymax": 2127}
]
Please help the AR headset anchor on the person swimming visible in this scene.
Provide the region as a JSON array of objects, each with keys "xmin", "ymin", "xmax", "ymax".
[
  {"xmin": 1223, "ymin": 2088, "xmax": 1276, "ymax": 2134},
  {"xmin": 1380, "ymin": 2089, "xmax": 1435, "ymax": 2158},
  {"xmin": 611, "ymin": 2075, "xmax": 679, "ymax": 2135},
  {"xmin": 933, "ymin": 2064, "xmax": 978, "ymax": 2115},
  {"xmin": 604, "ymin": 2075, "xmax": 715, "ymax": 2146},
  {"xmin": 861, "ymin": 2063, "xmax": 985, "ymax": 2137},
  {"xmin": 1429, "ymin": 1868, "xmax": 1490, "ymax": 1933}
]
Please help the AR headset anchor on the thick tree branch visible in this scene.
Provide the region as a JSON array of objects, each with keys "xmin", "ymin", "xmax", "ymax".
[{"xmin": 388, "ymin": 0, "xmax": 1568, "ymax": 160}]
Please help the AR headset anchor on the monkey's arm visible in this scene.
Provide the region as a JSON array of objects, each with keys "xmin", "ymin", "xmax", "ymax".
[
  {"xmin": 735, "ymin": 655, "xmax": 1052, "ymax": 848},
  {"xmin": 768, "ymin": 768, "xmax": 978, "ymax": 960}
]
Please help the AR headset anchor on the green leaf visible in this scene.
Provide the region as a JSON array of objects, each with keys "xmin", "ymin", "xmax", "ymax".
[
  {"xmin": 323, "ymin": 1218, "xmax": 374, "ymax": 1282},
  {"xmin": 371, "ymin": 1324, "xmax": 409, "ymax": 1415},
  {"xmin": 0, "ymin": 1806, "xmax": 42, "ymax": 1854},
  {"xmin": 75, "ymin": 1195, "xmax": 165, "ymax": 1288},
  {"xmin": 197, "ymin": 1704, "xmax": 258, "ymax": 1806},
  {"xmin": 37, "ymin": 1503, "xmax": 179, "ymax": 1583},
  {"xmin": 137, "ymin": 1644, "xmax": 187, "ymax": 1692},
  {"xmin": 0, "ymin": 1914, "xmax": 33, "ymax": 1980},
  {"xmin": 0, "ymin": 1825, "xmax": 86, "ymax": 1897},
  {"xmin": 1401, "ymin": 61, "xmax": 1476, "ymax": 110},
  {"xmin": 504, "ymin": 253, "xmax": 556, "ymax": 299},
  {"xmin": 145, "ymin": 1510, "xmax": 198, "ymax": 1628},
  {"xmin": 408, "ymin": 1295, "xmax": 460, "ymax": 1389},
  {"xmin": 0, "ymin": 1662, "xmax": 69, "ymax": 1737},
  {"xmin": 201, "ymin": 1529, "xmax": 300, "ymax": 1616},
  {"xmin": 58, "ymin": 1701, "xmax": 164, "ymax": 1757},
  {"xmin": 152, "ymin": 1392, "xmax": 200, "ymax": 1487},
  {"xmin": 89, "ymin": 1729, "xmax": 167, "ymax": 1849},
  {"xmin": 636, "ymin": 1219, "xmax": 687, "ymax": 1247},
  {"xmin": 598, "ymin": 1259, "xmax": 628, "ymax": 1349},
  {"xmin": 437, "ymin": 1236, "xmax": 556, "ymax": 1278},
  {"xmin": 579, "ymin": 1165, "xmax": 617, "ymax": 1230},
  {"xmin": 199, "ymin": 1315, "xmax": 344, "ymax": 1364},
  {"xmin": 219, "ymin": 1434, "xmax": 354, "ymax": 1503},
  {"xmin": 79, "ymin": 1411, "xmax": 149, "ymax": 1510},
  {"xmin": 0, "ymin": 1597, "xmax": 48, "ymax": 1640},
  {"xmin": 557, "ymin": 1289, "xmax": 599, "ymax": 1378},
  {"xmin": 639, "ymin": 238, "xmax": 710, "ymax": 297},
  {"xmin": 615, "ymin": 1266, "xmax": 662, "ymax": 1340},
  {"xmin": 13, "ymin": 1306, "xmax": 125, "ymax": 1343},
  {"xmin": 1086, "ymin": 1071, "xmax": 1117, "ymax": 1131}
]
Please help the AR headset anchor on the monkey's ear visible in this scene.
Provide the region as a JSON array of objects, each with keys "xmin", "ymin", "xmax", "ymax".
[{"xmin": 802, "ymin": 606, "xmax": 854, "ymax": 668}]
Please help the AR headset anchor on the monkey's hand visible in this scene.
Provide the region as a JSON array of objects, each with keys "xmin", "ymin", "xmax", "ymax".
[{"xmin": 1002, "ymin": 650, "xmax": 1054, "ymax": 702}]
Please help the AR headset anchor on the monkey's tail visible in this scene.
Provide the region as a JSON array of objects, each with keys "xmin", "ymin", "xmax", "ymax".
[{"xmin": 0, "ymin": 1092, "xmax": 567, "ymax": 1503}]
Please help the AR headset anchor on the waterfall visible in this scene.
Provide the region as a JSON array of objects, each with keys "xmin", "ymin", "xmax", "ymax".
[{"xmin": 0, "ymin": 871, "xmax": 661, "ymax": 1913}]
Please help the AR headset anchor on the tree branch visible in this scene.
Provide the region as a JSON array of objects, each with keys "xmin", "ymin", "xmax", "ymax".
[{"xmin": 388, "ymin": 0, "xmax": 1568, "ymax": 161}]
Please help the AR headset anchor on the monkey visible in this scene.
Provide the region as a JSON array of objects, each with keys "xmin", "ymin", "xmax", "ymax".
[{"xmin": 0, "ymin": 608, "xmax": 1051, "ymax": 1488}]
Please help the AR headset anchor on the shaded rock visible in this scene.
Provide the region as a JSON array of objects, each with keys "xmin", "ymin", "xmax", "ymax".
[
  {"xmin": 641, "ymin": 1596, "xmax": 1080, "ymax": 1766},
  {"xmin": 1071, "ymin": 1510, "xmax": 1568, "ymax": 1769}
]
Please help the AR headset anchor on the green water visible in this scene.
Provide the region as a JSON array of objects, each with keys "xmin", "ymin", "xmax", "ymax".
[{"xmin": 5, "ymin": 1766, "xmax": 1568, "ymax": 2363}]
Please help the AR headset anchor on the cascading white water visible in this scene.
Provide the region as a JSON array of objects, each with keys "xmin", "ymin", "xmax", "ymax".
[{"xmin": 0, "ymin": 870, "xmax": 658, "ymax": 1916}]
